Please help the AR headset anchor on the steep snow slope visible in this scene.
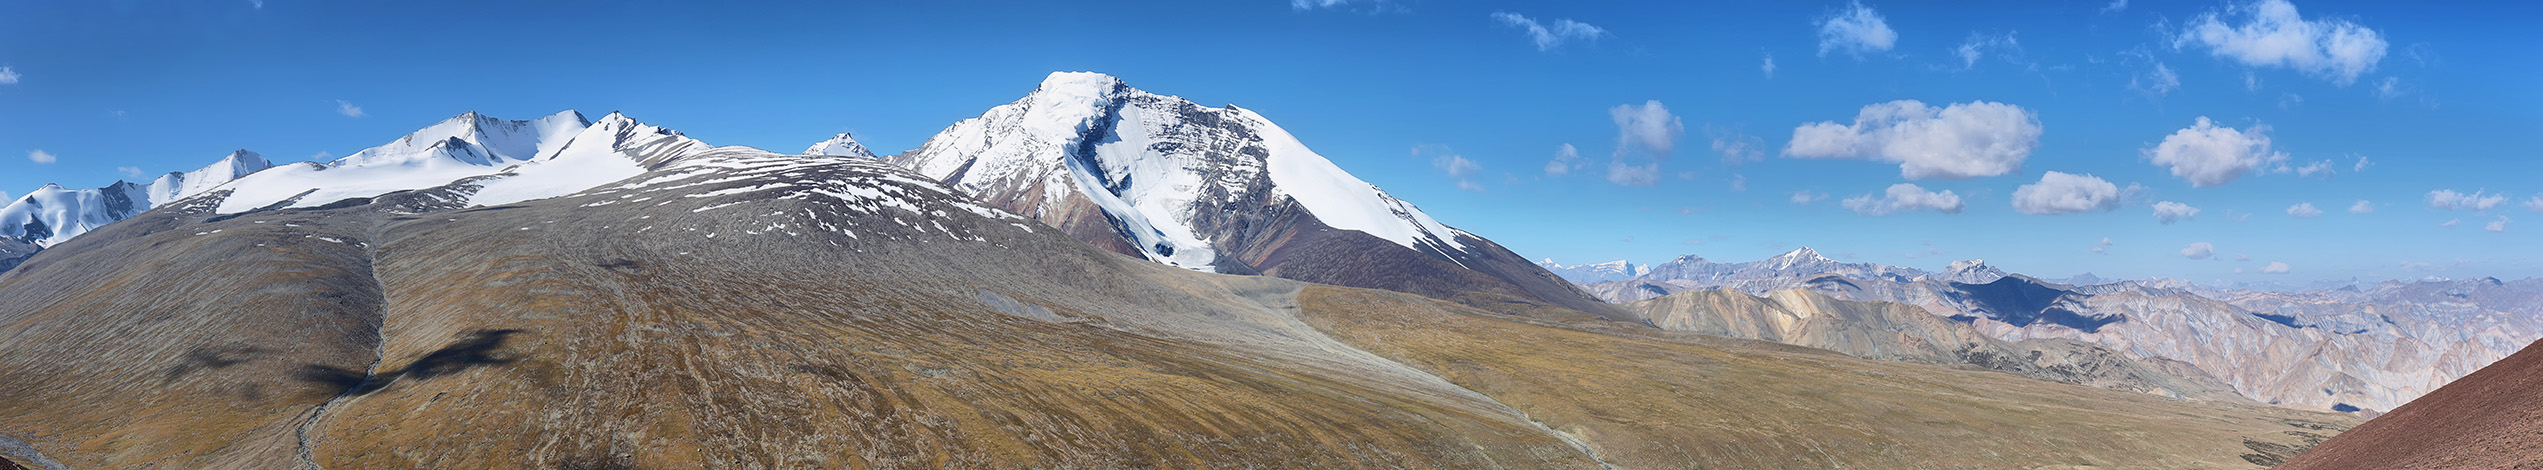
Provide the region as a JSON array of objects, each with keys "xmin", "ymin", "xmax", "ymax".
[
  {"xmin": 884, "ymin": 72, "xmax": 1619, "ymax": 320},
  {"xmin": 1, "ymin": 150, "xmax": 275, "ymax": 248},
  {"xmin": 207, "ymin": 111, "xmax": 708, "ymax": 214}
]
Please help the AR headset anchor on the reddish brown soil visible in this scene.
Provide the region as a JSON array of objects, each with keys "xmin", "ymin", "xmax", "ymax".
[{"xmin": 2279, "ymin": 338, "xmax": 2543, "ymax": 469}]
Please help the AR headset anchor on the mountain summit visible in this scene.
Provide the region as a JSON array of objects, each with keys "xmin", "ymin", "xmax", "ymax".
[{"xmin": 879, "ymin": 72, "xmax": 1620, "ymax": 319}]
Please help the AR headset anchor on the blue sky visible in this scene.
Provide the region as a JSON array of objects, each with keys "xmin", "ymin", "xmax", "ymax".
[{"xmin": 1, "ymin": 0, "xmax": 2536, "ymax": 284}]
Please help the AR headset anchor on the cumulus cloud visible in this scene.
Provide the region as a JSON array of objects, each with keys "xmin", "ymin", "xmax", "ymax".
[
  {"xmin": 2526, "ymin": 196, "xmax": 2543, "ymax": 212},
  {"xmin": 1543, "ymin": 144, "xmax": 1583, "ymax": 176},
  {"xmin": 2102, "ymin": 0, "xmax": 2129, "ymax": 13},
  {"xmin": 1816, "ymin": 1, "xmax": 1898, "ymax": 57},
  {"xmin": 0, "ymin": 67, "xmax": 18, "ymax": 85},
  {"xmin": 2352, "ymin": 155, "xmax": 2372, "ymax": 172},
  {"xmin": 2181, "ymin": 242, "xmax": 2215, "ymax": 259},
  {"xmin": 2093, "ymin": 237, "xmax": 2114, "ymax": 254},
  {"xmin": 2287, "ymin": 202, "xmax": 2322, "ymax": 217},
  {"xmin": 1761, "ymin": 53, "xmax": 1778, "ymax": 78},
  {"xmin": 1607, "ymin": 100, "xmax": 1684, "ymax": 186},
  {"xmin": 2350, "ymin": 200, "xmax": 2374, "ymax": 214},
  {"xmin": 2488, "ymin": 216, "xmax": 2511, "ymax": 233},
  {"xmin": 1492, "ymin": 12, "xmax": 1606, "ymax": 52},
  {"xmin": 2153, "ymin": 201, "xmax": 2201, "ymax": 224},
  {"xmin": 2427, "ymin": 189, "xmax": 2507, "ymax": 211},
  {"xmin": 1791, "ymin": 190, "xmax": 1826, "ymax": 205},
  {"xmin": 2288, "ymin": 159, "xmax": 2334, "ymax": 178},
  {"xmin": 2012, "ymin": 171, "xmax": 2128, "ymax": 214},
  {"xmin": 2144, "ymin": 117, "xmax": 2286, "ymax": 187},
  {"xmin": 335, "ymin": 99, "xmax": 366, "ymax": 118},
  {"xmin": 26, "ymin": 149, "xmax": 55, "ymax": 164},
  {"xmin": 1784, "ymin": 100, "xmax": 2042, "ymax": 180},
  {"xmin": 1841, "ymin": 183, "xmax": 1964, "ymax": 216},
  {"xmin": 2174, "ymin": 0, "xmax": 2387, "ymax": 85},
  {"xmin": 2262, "ymin": 261, "xmax": 2291, "ymax": 273}
]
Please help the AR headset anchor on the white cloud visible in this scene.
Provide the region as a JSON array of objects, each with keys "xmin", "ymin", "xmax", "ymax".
[
  {"xmin": 2181, "ymin": 242, "xmax": 2216, "ymax": 259},
  {"xmin": 1791, "ymin": 190, "xmax": 1826, "ymax": 205},
  {"xmin": 1417, "ymin": 144, "xmax": 1482, "ymax": 192},
  {"xmin": 2262, "ymin": 261, "xmax": 2292, "ymax": 273},
  {"xmin": 335, "ymin": 99, "xmax": 366, "ymax": 118},
  {"xmin": 1543, "ymin": 144, "xmax": 1582, "ymax": 176},
  {"xmin": 117, "ymin": 166, "xmax": 145, "ymax": 178},
  {"xmin": 2290, "ymin": 160, "xmax": 2334, "ymax": 178},
  {"xmin": 26, "ymin": 149, "xmax": 55, "ymax": 164},
  {"xmin": 2287, "ymin": 202, "xmax": 2322, "ymax": 217},
  {"xmin": 2092, "ymin": 237, "xmax": 2114, "ymax": 254},
  {"xmin": 2488, "ymin": 216, "xmax": 2510, "ymax": 233},
  {"xmin": 1784, "ymin": 100, "xmax": 2042, "ymax": 180},
  {"xmin": 2349, "ymin": 200, "xmax": 2374, "ymax": 214},
  {"xmin": 0, "ymin": 67, "xmax": 19, "ymax": 85},
  {"xmin": 2132, "ymin": 62, "xmax": 2181, "ymax": 96},
  {"xmin": 2352, "ymin": 155, "xmax": 2372, "ymax": 172},
  {"xmin": 1841, "ymin": 183, "xmax": 1964, "ymax": 216},
  {"xmin": 2153, "ymin": 201, "xmax": 2201, "ymax": 224},
  {"xmin": 1290, "ymin": 0, "xmax": 1400, "ymax": 12},
  {"xmin": 2144, "ymin": 117, "xmax": 2286, "ymax": 187},
  {"xmin": 2427, "ymin": 189, "xmax": 2507, "ymax": 211},
  {"xmin": 2012, "ymin": 171, "xmax": 2127, "ymax": 214},
  {"xmin": 2102, "ymin": 0, "xmax": 2129, "ymax": 13},
  {"xmin": 2175, "ymin": 0, "xmax": 2387, "ymax": 85},
  {"xmin": 2525, "ymin": 196, "xmax": 2543, "ymax": 212},
  {"xmin": 249, "ymin": 0, "xmax": 263, "ymax": 8},
  {"xmin": 1954, "ymin": 32, "xmax": 2020, "ymax": 69},
  {"xmin": 1708, "ymin": 126, "xmax": 1764, "ymax": 167},
  {"xmin": 1816, "ymin": 1, "xmax": 1898, "ymax": 57},
  {"xmin": 1607, "ymin": 100, "xmax": 1683, "ymax": 186},
  {"xmin": 1492, "ymin": 12, "xmax": 1606, "ymax": 52},
  {"xmin": 2236, "ymin": 253, "xmax": 2253, "ymax": 261},
  {"xmin": 2375, "ymin": 77, "xmax": 2405, "ymax": 100},
  {"xmin": 1762, "ymin": 53, "xmax": 1778, "ymax": 78}
]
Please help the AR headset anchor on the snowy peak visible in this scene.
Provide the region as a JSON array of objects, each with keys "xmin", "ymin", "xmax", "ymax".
[
  {"xmin": 1765, "ymin": 247, "xmax": 1834, "ymax": 270},
  {"xmin": 804, "ymin": 133, "xmax": 877, "ymax": 158},
  {"xmin": 332, "ymin": 110, "xmax": 591, "ymax": 167},
  {"xmin": 891, "ymin": 71, "xmax": 1474, "ymax": 272},
  {"xmin": 1940, "ymin": 259, "xmax": 2009, "ymax": 284},
  {"xmin": 147, "ymin": 149, "xmax": 276, "ymax": 206},
  {"xmin": 210, "ymin": 110, "xmax": 703, "ymax": 214}
]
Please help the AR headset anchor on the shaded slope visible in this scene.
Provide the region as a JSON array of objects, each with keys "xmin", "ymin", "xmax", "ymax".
[
  {"xmin": 2278, "ymin": 337, "xmax": 2543, "ymax": 469},
  {"xmin": 1298, "ymin": 285, "xmax": 2358, "ymax": 469}
]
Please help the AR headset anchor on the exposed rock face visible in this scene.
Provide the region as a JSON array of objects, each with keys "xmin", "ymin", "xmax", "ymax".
[
  {"xmin": 2278, "ymin": 337, "xmax": 2543, "ymax": 469},
  {"xmin": 1584, "ymin": 248, "xmax": 2543, "ymax": 413},
  {"xmin": 1624, "ymin": 288, "xmax": 2242, "ymax": 400},
  {"xmin": 885, "ymin": 72, "xmax": 1624, "ymax": 321}
]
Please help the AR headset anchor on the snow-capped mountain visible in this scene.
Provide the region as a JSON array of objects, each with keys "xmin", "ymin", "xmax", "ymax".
[
  {"xmin": 803, "ymin": 133, "xmax": 877, "ymax": 158},
  {"xmin": 1537, "ymin": 259, "xmax": 1646, "ymax": 284},
  {"xmin": 1, "ymin": 150, "xmax": 274, "ymax": 247},
  {"xmin": 879, "ymin": 72, "xmax": 1620, "ymax": 319},
  {"xmin": 208, "ymin": 110, "xmax": 710, "ymax": 214}
]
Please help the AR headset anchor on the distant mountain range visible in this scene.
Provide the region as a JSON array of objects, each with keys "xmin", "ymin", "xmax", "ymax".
[{"xmin": 1564, "ymin": 248, "xmax": 2543, "ymax": 414}]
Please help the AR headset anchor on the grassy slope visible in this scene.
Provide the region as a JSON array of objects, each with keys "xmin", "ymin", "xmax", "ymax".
[{"xmin": 1297, "ymin": 285, "xmax": 2357, "ymax": 469}]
